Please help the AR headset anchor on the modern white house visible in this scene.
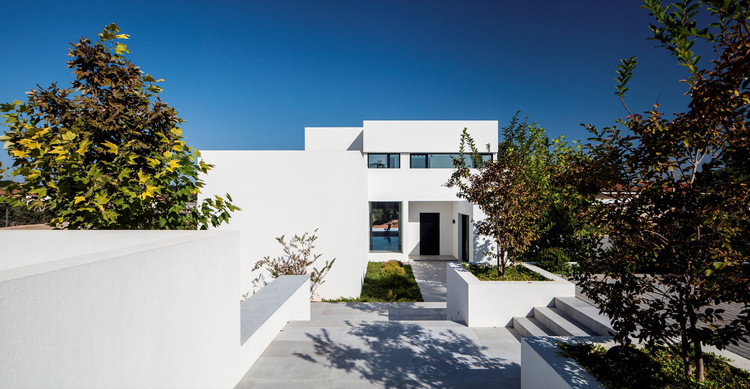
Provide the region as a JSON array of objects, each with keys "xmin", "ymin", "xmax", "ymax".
[{"xmin": 201, "ymin": 120, "xmax": 498, "ymax": 300}]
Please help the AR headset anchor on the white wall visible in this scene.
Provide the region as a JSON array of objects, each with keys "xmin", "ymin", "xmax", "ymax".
[
  {"xmin": 200, "ymin": 150, "xmax": 369, "ymax": 300},
  {"xmin": 447, "ymin": 263, "xmax": 576, "ymax": 327},
  {"xmin": 0, "ymin": 230, "xmax": 242, "ymax": 388},
  {"xmin": 362, "ymin": 120, "xmax": 498, "ymax": 153},
  {"xmin": 305, "ymin": 127, "xmax": 363, "ymax": 151}
]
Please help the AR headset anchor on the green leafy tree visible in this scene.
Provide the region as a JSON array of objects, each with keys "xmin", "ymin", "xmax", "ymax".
[
  {"xmin": 0, "ymin": 24, "xmax": 237, "ymax": 229},
  {"xmin": 449, "ymin": 116, "xmax": 552, "ymax": 276},
  {"xmin": 577, "ymin": 0, "xmax": 750, "ymax": 382}
]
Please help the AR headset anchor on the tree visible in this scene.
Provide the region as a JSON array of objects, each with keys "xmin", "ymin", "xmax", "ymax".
[
  {"xmin": 0, "ymin": 24, "xmax": 237, "ymax": 229},
  {"xmin": 577, "ymin": 0, "xmax": 750, "ymax": 382},
  {"xmin": 449, "ymin": 115, "xmax": 553, "ymax": 276}
]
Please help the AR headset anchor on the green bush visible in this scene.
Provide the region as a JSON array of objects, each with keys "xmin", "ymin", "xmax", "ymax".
[
  {"xmin": 535, "ymin": 247, "xmax": 570, "ymax": 273},
  {"xmin": 382, "ymin": 260, "xmax": 406, "ymax": 277}
]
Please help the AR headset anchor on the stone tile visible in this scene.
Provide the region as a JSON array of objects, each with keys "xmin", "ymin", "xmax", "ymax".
[
  {"xmin": 241, "ymin": 356, "xmax": 330, "ymax": 381},
  {"xmin": 235, "ymin": 378, "xmax": 328, "ymax": 389}
]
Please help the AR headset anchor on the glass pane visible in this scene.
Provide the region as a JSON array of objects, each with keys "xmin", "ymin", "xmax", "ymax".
[
  {"xmin": 388, "ymin": 154, "xmax": 400, "ymax": 168},
  {"xmin": 411, "ymin": 154, "xmax": 427, "ymax": 168},
  {"xmin": 427, "ymin": 154, "xmax": 455, "ymax": 168},
  {"xmin": 370, "ymin": 202, "xmax": 401, "ymax": 252},
  {"xmin": 368, "ymin": 154, "xmax": 387, "ymax": 168}
]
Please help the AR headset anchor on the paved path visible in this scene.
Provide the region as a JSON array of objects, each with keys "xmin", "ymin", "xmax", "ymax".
[
  {"xmin": 409, "ymin": 259, "xmax": 456, "ymax": 302},
  {"xmin": 235, "ymin": 302, "xmax": 522, "ymax": 388}
]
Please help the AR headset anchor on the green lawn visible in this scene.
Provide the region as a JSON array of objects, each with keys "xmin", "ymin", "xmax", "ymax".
[{"xmin": 324, "ymin": 260, "xmax": 424, "ymax": 302}]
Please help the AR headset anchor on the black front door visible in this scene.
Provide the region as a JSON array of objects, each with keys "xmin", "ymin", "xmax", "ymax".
[
  {"xmin": 419, "ymin": 213, "xmax": 440, "ymax": 255},
  {"xmin": 460, "ymin": 214, "xmax": 470, "ymax": 261}
]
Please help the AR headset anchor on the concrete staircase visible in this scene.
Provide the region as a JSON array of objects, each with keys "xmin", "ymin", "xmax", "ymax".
[{"xmin": 512, "ymin": 296, "xmax": 614, "ymax": 337}]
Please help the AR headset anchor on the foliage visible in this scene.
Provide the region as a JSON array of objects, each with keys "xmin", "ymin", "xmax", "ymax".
[
  {"xmin": 253, "ymin": 229, "xmax": 335, "ymax": 300},
  {"xmin": 559, "ymin": 342, "xmax": 750, "ymax": 388},
  {"xmin": 534, "ymin": 247, "xmax": 571, "ymax": 274},
  {"xmin": 576, "ymin": 0, "xmax": 750, "ymax": 382},
  {"xmin": 449, "ymin": 116, "xmax": 552, "ymax": 276},
  {"xmin": 0, "ymin": 24, "xmax": 237, "ymax": 229},
  {"xmin": 324, "ymin": 261, "xmax": 423, "ymax": 302},
  {"xmin": 382, "ymin": 259, "xmax": 407, "ymax": 277},
  {"xmin": 463, "ymin": 263, "xmax": 549, "ymax": 281}
]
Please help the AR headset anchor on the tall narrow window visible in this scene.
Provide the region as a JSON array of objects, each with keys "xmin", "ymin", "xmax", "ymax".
[
  {"xmin": 370, "ymin": 202, "xmax": 401, "ymax": 252},
  {"xmin": 368, "ymin": 154, "xmax": 400, "ymax": 168}
]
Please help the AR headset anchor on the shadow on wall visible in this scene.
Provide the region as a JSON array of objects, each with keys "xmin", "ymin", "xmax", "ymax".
[
  {"xmin": 293, "ymin": 321, "xmax": 519, "ymax": 388},
  {"xmin": 472, "ymin": 229, "xmax": 493, "ymax": 263}
]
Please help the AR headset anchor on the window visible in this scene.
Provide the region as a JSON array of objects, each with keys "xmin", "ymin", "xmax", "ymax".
[
  {"xmin": 368, "ymin": 153, "xmax": 400, "ymax": 168},
  {"xmin": 410, "ymin": 153, "xmax": 492, "ymax": 168},
  {"xmin": 370, "ymin": 202, "xmax": 401, "ymax": 252}
]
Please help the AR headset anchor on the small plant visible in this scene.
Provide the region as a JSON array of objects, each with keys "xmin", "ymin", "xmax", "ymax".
[
  {"xmin": 253, "ymin": 229, "xmax": 335, "ymax": 300},
  {"xmin": 382, "ymin": 260, "xmax": 406, "ymax": 277}
]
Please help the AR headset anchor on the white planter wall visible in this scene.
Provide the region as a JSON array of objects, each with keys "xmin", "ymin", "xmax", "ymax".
[
  {"xmin": 0, "ymin": 230, "xmax": 243, "ymax": 388},
  {"xmin": 447, "ymin": 262, "xmax": 576, "ymax": 327},
  {"xmin": 521, "ymin": 337, "xmax": 606, "ymax": 389}
]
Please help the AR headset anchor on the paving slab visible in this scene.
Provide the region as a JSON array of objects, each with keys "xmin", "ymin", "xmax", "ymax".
[{"xmin": 236, "ymin": 302, "xmax": 522, "ymax": 388}]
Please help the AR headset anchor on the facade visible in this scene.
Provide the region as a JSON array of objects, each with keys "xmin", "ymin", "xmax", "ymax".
[{"xmin": 201, "ymin": 120, "xmax": 498, "ymax": 299}]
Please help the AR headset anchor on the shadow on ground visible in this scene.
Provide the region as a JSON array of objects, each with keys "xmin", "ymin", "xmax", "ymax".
[{"xmin": 294, "ymin": 321, "xmax": 520, "ymax": 388}]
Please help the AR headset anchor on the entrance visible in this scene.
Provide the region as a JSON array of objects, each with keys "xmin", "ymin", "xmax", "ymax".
[
  {"xmin": 419, "ymin": 213, "xmax": 440, "ymax": 255},
  {"xmin": 458, "ymin": 213, "xmax": 469, "ymax": 261}
]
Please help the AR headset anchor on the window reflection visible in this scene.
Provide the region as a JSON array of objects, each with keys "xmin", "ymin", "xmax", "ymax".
[{"xmin": 370, "ymin": 202, "xmax": 401, "ymax": 252}]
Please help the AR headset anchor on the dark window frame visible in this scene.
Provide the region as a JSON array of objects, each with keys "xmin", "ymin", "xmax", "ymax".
[
  {"xmin": 409, "ymin": 153, "xmax": 492, "ymax": 168},
  {"xmin": 368, "ymin": 153, "xmax": 400, "ymax": 169}
]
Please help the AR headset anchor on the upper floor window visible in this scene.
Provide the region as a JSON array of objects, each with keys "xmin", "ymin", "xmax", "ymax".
[
  {"xmin": 410, "ymin": 153, "xmax": 492, "ymax": 168},
  {"xmin": 368, "ymin": 153, "xmax": 400, "ymax": 168}
]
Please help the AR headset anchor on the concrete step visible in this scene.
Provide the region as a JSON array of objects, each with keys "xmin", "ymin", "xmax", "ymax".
[
  {"xmin": 554, "ymin": 296, "xmax": 614, "ymax": 336},
  {"xmin": 512, "ymin": 316, "xmax": 556, "ymax": 337},
  {"xmin": 533, "ymin": 306, "xmax": 597, "ymax": 337}
]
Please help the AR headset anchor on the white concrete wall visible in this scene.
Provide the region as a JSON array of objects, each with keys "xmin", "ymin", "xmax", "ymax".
[
  {"xmin": 362, "ymin": 120, "xmax": 498, "ymax": 153},
  {"xmin": 406, "ymin": 201, "xmax": 455, "ymax": 257},
  {"xmin": 305, "ymin": 127, "xmax": 363, "ymax": 151},
  {"xmin": 447, "ymin": 263, "xmax": 576, "ymax": 327},
  {"xmin": 368, "ymin": 168, "xmax": 460, "ymax": 201},
  {"xmin": 200, "ymin": 150, "xmax": 369, "ymax": 300},
  {"xmin": 0, "ymin": 230, "xmax": 242, "ymax": 388}
]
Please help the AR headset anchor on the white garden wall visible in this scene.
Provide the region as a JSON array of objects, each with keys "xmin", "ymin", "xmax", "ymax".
[
  {"xmin": 200, "ymin": 150, "xmax": 369, "ymax": 300},
  {"xmin": 0, "ymin": 230, "xmax": 244, "ymax": 388},
  {"xmin": 447, "ymin": 262, "xmax": 576, "ymax": 327}
]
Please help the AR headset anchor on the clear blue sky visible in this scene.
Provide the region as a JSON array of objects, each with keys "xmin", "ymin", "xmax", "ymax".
[{"xmin": 1, "ymin": 0, "xmax": 696, "ymax": 167}]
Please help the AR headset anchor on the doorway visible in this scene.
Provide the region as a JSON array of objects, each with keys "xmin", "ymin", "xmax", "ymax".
[
  {"xmin": 419, "ymin": 213, "xmax": 440, "ymax": 255},
  {"xmin": 458, "ymin": 213, "xmax": 469, "ymax": 261}
]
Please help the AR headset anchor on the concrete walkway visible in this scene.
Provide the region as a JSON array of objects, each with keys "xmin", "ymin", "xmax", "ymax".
[
  {"xmin": 409, "ymin": 259, "xmax": 457, "ymax": 302},
  {"xmin": 235, "ymin": 302, "xmax": 522, "ymax": 388}
]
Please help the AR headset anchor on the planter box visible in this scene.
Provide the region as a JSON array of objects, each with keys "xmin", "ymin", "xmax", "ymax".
[
  {"xmin": 446, "ymin": 262, "xmax": 575, "ymax": 327},
  {"xmin": 521, "ymin": 336, "xmax": 608, "ymax": 389}
]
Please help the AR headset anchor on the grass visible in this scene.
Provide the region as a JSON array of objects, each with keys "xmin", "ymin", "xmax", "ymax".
[
  {"xmin": 324, "ymin": 260, "xmax": 424, "ymax": 302},
  {"xmin": 464, "ymin": 262, "xmax": 550, "ymax": 281},
  {"xmin": 559, "ymin": 342, "xmax": 750, "ymax": 389}
]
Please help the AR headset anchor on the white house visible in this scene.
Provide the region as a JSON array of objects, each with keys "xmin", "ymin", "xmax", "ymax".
[{"xmin": 200, "ymin": 120, "xmax": 498, "ymax": 299}]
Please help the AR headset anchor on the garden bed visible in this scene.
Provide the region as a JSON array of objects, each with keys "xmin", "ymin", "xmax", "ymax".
[
  {"xmin": 324, "ymin": 260, "xmax": 424, "ymax": 302},
  {"xmin": 559, "ymin": 342, "xmax": 750, "ymax": 389}
]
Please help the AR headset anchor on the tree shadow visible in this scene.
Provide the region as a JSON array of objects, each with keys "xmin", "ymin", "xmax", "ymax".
[{"xmin": 294, "ymin": 321, "xmax": 520, "ymax": 388}]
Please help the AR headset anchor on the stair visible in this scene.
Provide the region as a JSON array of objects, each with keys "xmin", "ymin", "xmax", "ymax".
[{"xmin": 511, "ymin": 296, "xmax": 614, "ymax": 338}]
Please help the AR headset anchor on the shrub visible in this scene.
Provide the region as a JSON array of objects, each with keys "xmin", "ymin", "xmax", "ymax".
[
  {"xmin": 382, "ymin": 260, "xmax": 406, "ymax": 277},
  {"xmin": 535, "ymin": 247, "xmax": 570, "ymax": 273}
]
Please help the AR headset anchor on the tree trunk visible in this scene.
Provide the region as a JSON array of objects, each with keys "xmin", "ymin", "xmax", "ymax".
[
  {"xmin": 694, "ymin": 338, "xmax": 705, "ymax": 382},
  {"xmin": 497, "ymin": 240, "xmax": 503, "ymax": 277}
]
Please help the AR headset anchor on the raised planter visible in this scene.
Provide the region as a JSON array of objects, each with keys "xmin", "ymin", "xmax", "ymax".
[
  {"xmin": 521, "ymin": 336, "xmax": 608, "ymax": 389},
  {"xmin": 446, "ymin": 262, "xmax": 575, "ymax": 327}
]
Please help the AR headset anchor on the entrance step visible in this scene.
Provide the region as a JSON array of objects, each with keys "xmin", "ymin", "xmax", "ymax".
[
  {"xmin": 553, "ymin": 296, "xmax": 614, "ymax": 336},
  {"xmin": 512, "ymin": 317, "xmax": 555, "ymax": 337},
  {"xmin": 510, "ymin": 297, "xmax": 610, "ymax": 338}
]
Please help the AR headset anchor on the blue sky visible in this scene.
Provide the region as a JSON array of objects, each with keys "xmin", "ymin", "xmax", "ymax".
[{"xmin": 1, "ymin": 0, "xmax": 697, "ymax": 167}]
